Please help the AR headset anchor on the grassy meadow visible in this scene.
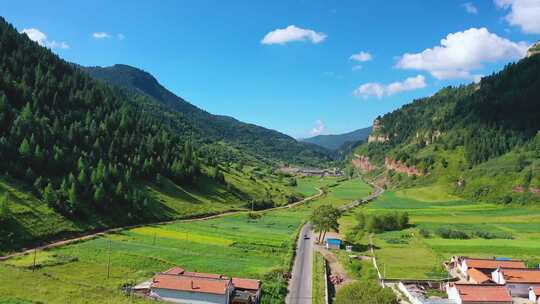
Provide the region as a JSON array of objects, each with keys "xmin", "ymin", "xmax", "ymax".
[
  {"xmin": 0, "ymin": 177, "xmax": 371, "ymax": 304},
  {"xmin": 341, "ymin": 185, "xmax": 540, "ymax": 279}
]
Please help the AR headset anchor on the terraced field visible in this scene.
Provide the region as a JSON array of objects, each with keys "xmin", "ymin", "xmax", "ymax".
[{"xmin": 0, "ymin": 177, "xmax": 371, "ymax": 304}]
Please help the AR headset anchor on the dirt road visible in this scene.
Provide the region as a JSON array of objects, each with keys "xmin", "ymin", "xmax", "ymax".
[{"xmin": 0, "ymin": 188, "xmax": 324, "ymax": 261}]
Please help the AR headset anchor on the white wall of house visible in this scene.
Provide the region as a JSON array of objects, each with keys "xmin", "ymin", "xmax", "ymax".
[
  {"xmin": 491, "ymin": 269, "xmax": 505, "ymax": 284},
  {"xmin": 150, "ymin": 288, "xmax": 230, "ymax": 304},
  {"xmin": 529, "ymin": 289, "xmax": 539, "ymax": 303},
  {"xmin": 446, "ymin": 285, "xmax": 463, "ymax": 304},
  {"xmin": 460, "ymin": 260, "xmax": 468, "ymax": 274}
]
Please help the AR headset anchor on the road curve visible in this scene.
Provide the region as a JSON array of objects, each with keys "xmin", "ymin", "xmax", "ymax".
[{"xmin": 286, "ymin": 223, "xmax": 314, "ymax": 304}]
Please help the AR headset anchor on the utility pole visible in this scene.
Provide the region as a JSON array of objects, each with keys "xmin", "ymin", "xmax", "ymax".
[
  {"xmin": 32, "ymin": 248, "xmax": 37, "ymax": 272},
  {"xmin": 251, "ymin": 200, "xmax": 254, "ymax": 212},
  {"xmin": 107, "ymin": 240, "xmax": 112, "ymax": 279}
]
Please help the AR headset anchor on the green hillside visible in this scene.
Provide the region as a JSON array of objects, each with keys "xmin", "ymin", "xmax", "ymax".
[
  {"xmin": 83, "ymin": 64, "xmax": 334, "ymax": 167},
  {"xmin": 0, "ymin": 17, "xmax": 303, "ymax": 254},
  {"xmin": 354, "ymin": 52, "xmax": 540, "ymax": 205}
]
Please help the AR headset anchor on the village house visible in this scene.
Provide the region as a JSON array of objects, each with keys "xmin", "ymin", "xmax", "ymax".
[
  {"xmin": 137, "ymin": 267, "xmax": 261, "ymax": 304},
  {"xmin": 530, "ymin": 287, "xmax": 540, "ymax": 304},
  {"xmin": 491, "ymin": 267, "xmax": 540, "ymax": 297},
  {"xmin": 446, "ymin": 283, "xmax": 512, "ymax": 304},
  {"xmin": 458, "ymin": 257, "xmax": 526, "ymax": 275}
]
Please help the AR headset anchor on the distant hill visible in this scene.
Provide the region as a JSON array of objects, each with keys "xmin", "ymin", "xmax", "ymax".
[
  {"xmin": 354, "ymin": 50, "xmax": 540, "ymax": 205},
  {"xmin": 301, "ymin": 127, "xmax": 372, "ymax": 150},
  {"xmin": 83, "ymin": 64, "xmax": 333, "ymax": 166}
]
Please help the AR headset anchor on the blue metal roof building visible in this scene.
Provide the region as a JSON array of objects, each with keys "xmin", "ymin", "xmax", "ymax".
[{"xmin": 326, "ymin": 238, "xmax": 342, "ymax": 250}]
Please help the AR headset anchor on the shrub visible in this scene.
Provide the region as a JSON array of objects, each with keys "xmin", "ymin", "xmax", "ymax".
[
  {"xmin": 356, "ymin": 211, "xmax": 409, "ymax": 233},
  {"xmin": 436, "ymin": 228, "xmax": 469, "ymax": 239},
  {"xmin": 248, "ymin": 199, "xmax": 274, "ymax": 211},
  {"xmin": 247, "ymin": 212, "xmax": 263, "ymax": 220},
  {"xmin": 335, "ymin": 281, "xmax": 397, "ymax": 304},
  {"xmin": 419, "ymin": 228, "xmax": 430, "ymax": 238}
]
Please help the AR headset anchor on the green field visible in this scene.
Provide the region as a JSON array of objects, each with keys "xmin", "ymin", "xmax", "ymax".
[
  {"xmin": 312, "ymin": 252, "xmax": 326, "ymax": 304},
  {"xmin": 350, "ymin": 189, "xmax": 540, "ymax": 279},
  {"xmin": 0, "ymin": 177, "xmax": 371, "ymax": 304},
  {"xmin": 0, "ymin": 165, "xmax": 305, "ymax": 256}
]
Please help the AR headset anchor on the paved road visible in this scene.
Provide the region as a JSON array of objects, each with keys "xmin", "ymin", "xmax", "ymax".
[
  {"xmin": 286, "ymin": 180, "xmax": 385, "ymax": 304},
  {"xmin": 286, "ymin": 223, "xmax": 314, "ymax": 304},
  {"xmin": 339, "ymin": 181, "xmax": 384, "ymax": 212}
]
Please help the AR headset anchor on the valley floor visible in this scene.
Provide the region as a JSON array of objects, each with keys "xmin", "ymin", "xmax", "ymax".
[{"xmin": 0, "ymin": 176, "xmax": 371, "ymax": 304}]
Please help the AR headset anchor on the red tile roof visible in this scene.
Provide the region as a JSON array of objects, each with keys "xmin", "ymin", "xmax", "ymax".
[
  {"xmin": 464, "ymin": 258, "xmax": 526, "ymax": 270},
  {"xmin": 500, "ymin": 268, "xmax": 540, "ymax": 284},
  {"xmin": 183, "ymin": 271, "xmax": 225, "ymax": 279},
  {"xmin": 152, "ymin": 274, "xmax": 230, "ymax": 295},
  {"xmin": 163, "ymin": 267, "xmax": 185, "ymax": 275},
  {"xmin": 232, "ymin": 278, "xmax": 261, "ymax": 291},
  {"xmin": 467, "ymin": 268, "xmax": 491, "ymax": 284},
  {"xmin": 454, "ymin": 284, "xmax": 512, "ymax": 303}
]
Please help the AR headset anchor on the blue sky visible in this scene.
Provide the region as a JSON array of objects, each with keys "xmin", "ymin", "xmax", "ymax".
[{"xmin": 2, "ymin": 0, "xmax": 539, "ymax": 138}]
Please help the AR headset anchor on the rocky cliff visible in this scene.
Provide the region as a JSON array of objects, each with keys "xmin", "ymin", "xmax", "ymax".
[{"xmin": 384, "ymin": 157, "xmax": 423, "ymax": 176}]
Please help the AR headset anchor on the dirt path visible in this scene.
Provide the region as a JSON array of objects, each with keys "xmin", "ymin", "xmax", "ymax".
[
  {"xmin": 314, "ymin": 245, "xmax": 353, "ymax": 289},
  {"xmin": 0, "ymin": 188, "xmax": 324, "ymax": 261}
]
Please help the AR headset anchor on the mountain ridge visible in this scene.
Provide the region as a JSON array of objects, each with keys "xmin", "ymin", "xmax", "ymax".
[
  {"xmin": 83, "ymin": 64, "xmax": 334, "ymax": 166},
  {"xmin": 301, "ymin": 127, "xmax": 372, "ymax": 150}
]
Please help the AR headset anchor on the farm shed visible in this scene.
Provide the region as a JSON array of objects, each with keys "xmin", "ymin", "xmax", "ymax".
[
  {"xmin": 446, "ymin": 283, "xmax": 512, "ymax": 304},
  {"xmin": 231, "ymin": 278, "xmax": 261, "ymax": 304},
  {"xmin": 530, "ymin": 287, "xmax": 540, "ymax": 303},
  {"xmin": 491, "ymin": 268, "xmax": 540, "ymax": 297},
  {"xmin": 326, "ymin": 238, "xmax": 342, "ymax": 250},
  {"xmin": 459, "ymin": 258, "xmax": 525, "ymax": 274}
]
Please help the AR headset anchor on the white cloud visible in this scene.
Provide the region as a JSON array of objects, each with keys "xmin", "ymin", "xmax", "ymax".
[
  {"xmin": 353, "ymin": 75, "xmax": 427, "ymax": 99},
  {"xmin": 386, "ymin": 75, "xmax": 427, "ymax": 95},
  {"xmin": 463, "ymin": 2, "xmax": 478, "ymax": 14},
  {"xmin": 261, "ymin": 25, "xmax": 326, "ymax": 45},
  {"xmin": 350, "ymin": 51, "xmax": 372, "ymax": 62},
  {"xmin": 93, "ymin": 32, "xmax": 111, "ymax": 39},
  {"xmin": 495, "ymin": 0, "xmax": 540, "ymax": 34},
  {"xmin": 117, "ymin": 33, "xmax": 126, "ymax": 40},
  {"xmin": 395, "ymin": 27, "xmax": 528, "ymax": 79},
  {"xmin": 310, "ymin": 120, "xmax": 326, "ymax": 136},
  {"xmin": 21, "ymin": 28, "xmax": 69, "ymax": 49}
]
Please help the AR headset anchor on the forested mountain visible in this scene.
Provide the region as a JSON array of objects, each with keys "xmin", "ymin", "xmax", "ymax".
[
  {"xmin": 83, "ymin": 64, "xmax": 333, "ymax": 166},
  {"xmin": 0, "ymin": 17, "xmax": 303, "ymax": 253},
  {"xmin": 301, "ymin": 127, "xmax": 372, "ymax": 150},
  {"xmin": 355, "ymin": 51, "xmax": 540, "ymax": 204}
]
